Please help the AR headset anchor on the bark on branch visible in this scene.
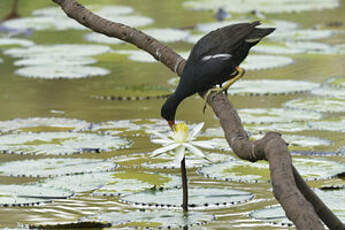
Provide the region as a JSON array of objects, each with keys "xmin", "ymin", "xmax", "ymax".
[{"xmin": 52, "ymin": 0, "xmax": 344, "ymax": 229}]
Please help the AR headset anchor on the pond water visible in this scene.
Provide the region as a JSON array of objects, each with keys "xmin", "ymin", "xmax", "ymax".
[{"xmin": 0, "ymin": 0, "xmax": 344, "ymax": 229}]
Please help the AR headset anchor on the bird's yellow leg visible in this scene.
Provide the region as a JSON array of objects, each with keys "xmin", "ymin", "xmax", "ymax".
[{"xmin": 203, "ymin": 66, "xmax": 245, "ymax": 100}]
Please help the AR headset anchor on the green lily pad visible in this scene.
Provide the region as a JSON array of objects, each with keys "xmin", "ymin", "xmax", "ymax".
[
  {"xmin": 84, "ymin": 32, "xmax": 125, "ymax": 45},
  {"xmin": 0, "ymin": 132, "xmax": 131, "ymax": 155},
  {"xmin": 245, "ymin": 122, "xmax": 310, "ymax": 133},
  {"xmin": 198, "ymin": 157, "xmax": 345, "ymax": 183},
  {"xmin": 269, "ymin": 29, "xmax": 334, "ymax": 41},
  {"xmin": 0, "ymin": 38, "xmax": 34, "ymax": 47},
  {"xmin": 195, "ymin": 20, "xmax": 298, "ymax": 34},
  {"xmin": 284, "ymin": 97, "xmax": 345, "ymax": 113},
  {"xmin": 120, "ymin": 187, "xmax": 254, "ymax": 209},
  {"xmin": 308, "ymin": 117, "xmax": 345, "ymax": 133},
  {"xmin": 0, "ymin": 117, "xmax": 91, "ymax": 133},
  {"xmin": 183, "ymin": 0, "xmax": 339, "ymax": 13},
  {"xmin": 114, "ymin": 50, "xmax": 189, "ymax": 63},
  {"xmin": 238, "ymin": 108, "xmax": 322, "ymax": 124},
  {"xmin": 0, "ymin": 158, "xmax": 118, "ymax": 177},
  {"xmin": 92, "ymin": 171, "xmax": 181, "ymax": 197},
  {"xmin": 82, "ymin": 209, "xmax": 214, "ymax": 229},
  {"xmin": 4, "ymin": 44, "xmax": 111, "ymax": 58},
  {"xmin": 326, "ymin": 76, "xmax": 345, "ymax": 89},
  {"xmin": 14, "ymin": 56, "xmax": 97, "ymax": 66},
  {"xmin": 250, "ymin": 189, "xmax": 345, "ymax": 225},
  {"xmin": 311, "ymin": 86, "xmax": 345, "ymax": 99},
  {"xmin": 142, "ymin": 152, "xmax": 234, "ymax": 169},
  {"xmin": 241, "ymin": 55, "xmax": 293, "ymax": 71},
  {"xmin": 142, "ymin": 28, "xmax": 190, "ymax": 43},
  {"xmin": 228, "ymin": 80, "xmax": 319, "ymax": 96},
  {"xmin": 0, "ymin": 184, "xmax": 73, "ymax": 207},
  {"xmin": 15, "ymin": 66, "xmax": 110, "ymax": 79},
  {"xmin": 337, "ymin": 146, "xmax": 345, "ymax": 155}
]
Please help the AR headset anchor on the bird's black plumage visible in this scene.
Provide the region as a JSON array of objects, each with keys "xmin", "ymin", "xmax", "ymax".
[{"xmin": 161, "ymin": 21, "xmax": 275, "ymax": 126}]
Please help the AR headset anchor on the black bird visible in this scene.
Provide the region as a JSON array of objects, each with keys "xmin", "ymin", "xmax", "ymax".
[{"xmin": 161, "ymin": 21, "xmax": 275, "ymax": 128}]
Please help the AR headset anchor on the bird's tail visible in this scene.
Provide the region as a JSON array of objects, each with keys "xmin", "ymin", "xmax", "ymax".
[{"xmin": 245, "ymin": 22, "xmax": 275, "ymax": 43}]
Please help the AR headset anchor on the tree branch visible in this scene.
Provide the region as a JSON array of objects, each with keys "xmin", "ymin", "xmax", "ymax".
[{"xmin": 52, "ymin": 0, "xmax": 344, "ymax": 229}]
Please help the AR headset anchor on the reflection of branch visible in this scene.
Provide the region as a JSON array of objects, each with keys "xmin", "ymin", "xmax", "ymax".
[
  {"xmin": 52, "ymin": 1, "xmax": 344, "ymax": 229},
  {"xmin": 3, "ymin": 0, "xmax": 20, "ymax": 21}
]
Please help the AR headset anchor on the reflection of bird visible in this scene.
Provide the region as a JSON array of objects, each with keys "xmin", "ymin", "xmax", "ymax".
[
  {"xmin": 215, "ymin": 8, "xmax": 231, "ymax": 21},
  {"xmin": 161, "ymin": 21, "xmax": 275, "ymax": 128}
]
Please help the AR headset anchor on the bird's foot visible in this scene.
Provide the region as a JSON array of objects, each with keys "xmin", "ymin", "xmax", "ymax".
[
  {"xmin": 222, "ymin": 66, "xmax": 246, "ymax": 92},
  {"xmin": 202, "ymin": 87, "xmax": 224, "ymax": 113}
]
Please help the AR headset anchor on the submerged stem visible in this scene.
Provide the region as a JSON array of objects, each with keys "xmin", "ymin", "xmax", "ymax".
[{"xmin": 181, "ymin": 157, "xmax": 188, "ymax": 212}]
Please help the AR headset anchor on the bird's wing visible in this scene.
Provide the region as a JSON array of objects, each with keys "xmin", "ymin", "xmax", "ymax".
[{"xmin": 189, "ymin": 21, "xmax": 260, "ymax": 63}]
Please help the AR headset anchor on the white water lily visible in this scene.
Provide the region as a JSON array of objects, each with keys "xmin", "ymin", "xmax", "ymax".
[{"xmin": 149, "ymin": 122, "xmax": 215, "ymax": 163}]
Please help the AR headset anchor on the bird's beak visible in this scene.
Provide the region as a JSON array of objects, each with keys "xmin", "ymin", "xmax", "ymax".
[{"xmin": 168, "ymin": 120, "xmax": 175, "ymax": 131}]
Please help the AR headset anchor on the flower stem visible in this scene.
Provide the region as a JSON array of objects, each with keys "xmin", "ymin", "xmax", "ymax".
[{"xmin": 181, "ymin": 157, "xmax": 188, "ymax": 212}]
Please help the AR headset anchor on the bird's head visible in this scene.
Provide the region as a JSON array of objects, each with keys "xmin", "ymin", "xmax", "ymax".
[{"xmin": 161, "ymin": 94, "xmax": 182, "ymax": 130}]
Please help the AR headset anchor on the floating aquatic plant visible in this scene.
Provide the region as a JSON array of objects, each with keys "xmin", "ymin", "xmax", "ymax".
[
  {"xmin": 0, "ymin": 184, "xmax": 73, "ymax": 207},
  {"xmin": 149, "ymin": 122, "xmax": 215, "ymax": 212},
  {"xmin": 311, "ymin": 86, "xmax": 345, "ymax": 99},
  {"xmin": 99, "ymin": 15, "xmax": 154, "ymax": 28},
  {"xmin": 114, "ymin": 50, "xmax": 189, "ymax": 63},
  {"xmin": 284, "ymin": 97, "xmax": 345, "ymax": 113},
  {"xmin": 308, "ymin": 117, "xmax": 345, "ymax": 133},
  {"xmin": 120, "ymin": 187, "xmax": 254, "ymax": 209},
  {"xmin": 269, "ymin": 29, "xmax": 334, "ymax": 41},
  {"xmin": 198, "ymin": 157, "xmax": 345, "ymax": 183},
  {"xmin": 4, "ymin": 44, "xmax": 111, "ymax": 58},
  {"xmin": 92, "ymin": 171, "xmax": 181, "ymax": 197},
  {"xmin": 250, "ymin": 188, "xmax": 345, "ymax": 225},
  {"xmin": 0, "ymin": 117, "xmax": 91, "ymax": 133},
  {"xmin": 84, "ymin": 32, "xmax": 125, "ymax": 45},
  {"xmin": 0, "ymin": 37, "xmax": 34, "ymax": 47},
  {"xmin": 0, "ymin": 132, "xmax": 130, "ymax": 155},
  {"xmin": 241, "ymin": 55, "xmax": 293, "ymax": 70},
  {"xmin": 238, "ymin": 108, "xmax": 322, "ymax": 124},
  {"xmin": 15, "ymin": 65, "xmax": 110, "ymax": 79},
  {"xmin": 244, "ymin": 122, "xmax": 310, "ymax": 133},
  {"xmin": 82, "ymin": 209, "xmax": 215, "ymax": 229},
  {"xmin": 0, "ymin": 158, "xmax": 118, "ymax": 177},
  {"xmin": 228, "ymin": 79, "xmax": 319, "ymax": 96},
  {"xmin": 183, "ymin": 0, "xmax": 339, "ymax": 13},
  {"xmin": 325, "ymin": 76, "xmax": 345, "ymax": 89},
  {"xmin": 142, "ymin": 28, "xmax": 190, "ymax": 43},
  {"xmin": 196, "ymin": 20, "xmax": 298, "ymax": 34},
  {"xmin": 14, "ymin": 56, "xmax": 97, "ymax": 67}
]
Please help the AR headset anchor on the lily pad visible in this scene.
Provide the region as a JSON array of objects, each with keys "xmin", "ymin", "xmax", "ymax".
[
  {"xmin": 250, "ymin": 189, "xmax": 345, "ymax": 225},
  {"xmin": 196, "ymin": 20, "xmax": 298, "ymax": 34},
  {"xmin": 198, "ymin": 157, "xmax": 345, "ymax": 183},
  {"xmin": 14, "ymin": 56, "xmax": 97, "ymax": 66},
  {"xmin": 15, "ymin": 66, "xmax": 110, "ymax": 79},
  {"xmin": 311, "ymin": 86, "xmax": 345, "ymax": 99},
  {"xmin": 250, "ymin": 134, "xmax": 332, "ymax": 149},
  {"xmin": 285, "ymin": 41, "xmax": 343, "ymax": 55},
  {"xmin": 4, "ymin": 44, "xmax": 111, "ymax": 58},
  {"xmin": 92, "ymin": 171, "xmax": 181, "ymax": 196},
  {"xmin": 142, "ymin": 152, "xmax": 234, "ymax": 169},
  {"xmin": 337, "ymin": 146, "xmax": 345, "ymax": 155},
  {"xmin": 325, "ymin": 76, "xmax": 345, "ymax": 89},
  {"xmin": 245, "ymin": 122, "xmax": 310, "ymax": 133},
  {"xmin": 99, "ymin": 15, "xmax": 154, "ymax": 28},
  {"xmin": 82, "ymin": 209, "xmax": 214, "ymax": 229},
  {"xmin": 120, "ymin": 187, "xmax": 254, "ymax": 209},
  {"xmin": 0, "ymin": 158, "xmax": 118, "ymax": 177},
  {"xmin": 0, "ymin": 37, "xmax": 34, "ymax": 47},
  {"xmin": 84, "ymin": 32, "xmax": 125, "ymax": 45},
  {"xmin": 0, "ymin": 117, "xmax": 91, "ymax": 133},
  {"xmin": 2, "ymin": 16, "xmax": 86, "ymax": 31},
  {"xmin": 25, "ymin": 222, "xmax": 111, "ymax": 229},
  {"xmin": 114, "ymin": 50, "xmax": 189, "ymax": 63},
  {"xmin": 284, "ymin": 97, "xmax": 345, "ymax": 113},
  {"xmin": 183, "ymin": 0, "xmax": 339, "ymax": 13},
  {"xmin": 142, "ymin": 28, "xmax": 190, "ymax": 43},
  {"xmin": 85, "ymin": 120, "xmax": 141, "ymax": 133},
  {"xmin": 0, "ymin": 132, "xmax": 130, "ymax": 155},
  {"xmin": 0, "ymin": 184, "xmax": 73, "ymax": 207},
  {"xmin": 228, "ymin": 80, "xmax": 319, "ymax": 96},
  {"xmin": 238, "ymin": 108, "xmax": 322, "ymax": 124},
  {"xmin": 252, "ymin": 44, "xmax": 302, "ymax": 55},
  {"xmin": 241, "ymin": 55, "xmax": 293, "ymax": 70},
  {"xmin": 269, "ymin": 29, "xmax": 334, "ymax": 41}
]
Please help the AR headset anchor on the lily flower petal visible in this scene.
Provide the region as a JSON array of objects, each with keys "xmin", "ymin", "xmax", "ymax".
[
  {"xmin": 151, "ymin": 143, "xmax": 180, "ymax": 157},
  {"xmin": 151, "ymin": 139, "xmax": 173, "ymax": 145},
  {"xmin": 148, "ymin": 130, "xmax": 171, "ymax": 141},
  {"xmin": 183, "ymin": 143, "xmax": 206, "ymax": 158},
  {"xmin": 189, "ymin": 122, "xmax": 204, "ymax": 140},
  {"xmin": 175, "ymin": 145, "xmax": 186, "ymax": 163},
  {"xmin": 190, "ymin": 140, "xmax": 215, "ymax": 149}
]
